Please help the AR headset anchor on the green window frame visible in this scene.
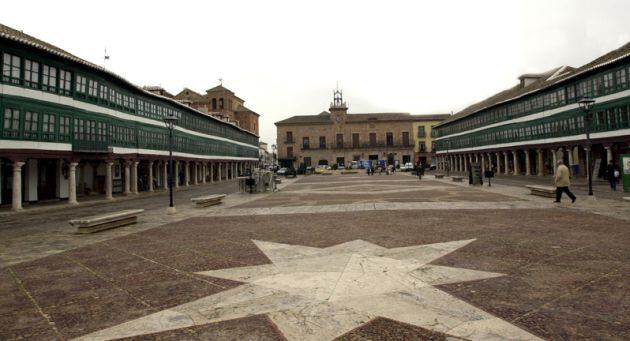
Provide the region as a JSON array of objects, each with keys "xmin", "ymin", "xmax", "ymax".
[
  {"xmin": 23, "ymin": 111, "xmax": 39, "ymax": 140},
  {"xmin": 2, "ymin": 52, "xmax": 21, "ymax": 85},
  {"xmin": 99, "ymin": 83, "xmax": 108, "ymax": 103},
  {"xmin": 59, "ymin": 69, "xmax": 72, "ymax": 95},
  {"xmin": 24, "ymin": 59, "xmax": 40, "ymax": 89},
  {"xmin": 88, "ymin": 79, "xmax": 98, "ymax": 99},
  {"xmin": 59, "ymin": 115, "xmax": 71, "ymax": 141},
  {"xmin": 75, "ymin": 75, "xmax": 87, "ymax": 97},
  {"xmin": 41, "ymin": 64, "xmax": 57, "ymax": 93},
  {"xmin": 2, "ymin": 108, "xmax": 21, "ymax": 138},
  {"xmin": 42, "ymin": 113, "xmax": 56, "ymax": 141}
]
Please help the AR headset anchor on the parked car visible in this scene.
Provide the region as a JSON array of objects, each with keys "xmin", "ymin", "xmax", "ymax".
[
  {"xmin": 276, "ymin": 167, "xmax": 288, "ymax": 176},
  {"xmin": 315, "ymin": 165, "xmax": 329, "ymax": 174},
  {"xmin": 400, "ymin": 162, "xmax": 414, "ymax": 171}
]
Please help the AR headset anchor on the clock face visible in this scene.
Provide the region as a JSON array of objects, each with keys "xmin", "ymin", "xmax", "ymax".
[{"xmin": 335, "ymin": 116, "xmax": 343, "ymax": 123}]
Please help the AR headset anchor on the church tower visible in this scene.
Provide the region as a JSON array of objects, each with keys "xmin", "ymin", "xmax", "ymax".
[{"xmin": 329, "ymin": 87, "xmax": 348, "ymax": 124}]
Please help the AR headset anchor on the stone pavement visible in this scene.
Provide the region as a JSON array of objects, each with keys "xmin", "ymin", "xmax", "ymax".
[{"xmin": 1, "ymin": 173, "xmax": 629, "ymax": 340}]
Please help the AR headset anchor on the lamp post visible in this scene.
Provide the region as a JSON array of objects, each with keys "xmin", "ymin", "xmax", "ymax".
[
  {"xmin": 578, "ymin": 96, "xmax": 596, "ymax": 196},
  {"xmin": 164, "ymin": 113, "xmax": 178, "ymax": 214},
  {"xmin": 271, "ymin": 144, "xmax": 277, "ymax": 171}
]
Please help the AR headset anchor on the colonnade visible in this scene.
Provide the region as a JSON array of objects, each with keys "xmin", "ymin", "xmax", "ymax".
[
  {"xmin": 435, "ymin": 144, "xmax": 618, "ymax": 178},
  {"xmin": 3, "ymin": 157, "xmax": 260, "ymax": 211}
]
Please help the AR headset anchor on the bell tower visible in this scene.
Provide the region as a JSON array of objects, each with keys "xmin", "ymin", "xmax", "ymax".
[{"xmin": 329, "ymin": 86, "xmax": 348, "ymax": 123}]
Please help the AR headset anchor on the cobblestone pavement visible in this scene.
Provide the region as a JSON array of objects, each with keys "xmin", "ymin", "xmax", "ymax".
[{"xmin": 1, "ymin": 173, "xmax": 629, "ymax": 340}]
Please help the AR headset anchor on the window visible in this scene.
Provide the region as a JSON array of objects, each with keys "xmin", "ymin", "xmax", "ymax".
[
  {"xmin": 88, "ymin": 80, "xmax": 98, "ymax": 98},
  {"xmin": 24, "ymin": 59, "xmax": 39, "ymax": 88},
  {"xmin": 59, "ymin": 116, "xmax": 70, "ymax": 141},
  {"xmin": 302, "ymin": 136, "xmax": 309, "ymax": 149},
  {"xmin": 99, "ymin": 84, "xmax": 108, "ymax": 102},
  {"xmin": 616, "ymin": 68, "xmax": 628, "ymax": 89},
  {"xmin": 2, "ymin": 108, "xmax": 20, "ymax": 138},
  {"xmin": 319, "ymin": 136, "xmax": 326, "ymax": 148},
  {"xmin": 303, "ymin": 157, "xmax": 311, "ymax": 167},
  {"xmin": 417, "ymin": 126, "xmax": 426, "ymax": 138},
  {"xmin": 402, "ymin": 131, "xmax": 410, "ymax": 146},
  {"xmin": 59, "ymin": 69, "xmax": 71, "ymax": 95},
  {"xmin": 2, "ymin": 53, "xmax": 21, "ymax": 84},
  {"xmin": 386, "ymin": 132, "xmax": 393, "ymax": 146},
  {"xmin": 286, "ymin": 131, "xmax": 293, "ymax": 143},
  {"xmin": 602, "ymin": 73, "xmax": 613, "ymax": 92},
  {"xmin": 287, "ymin": 146, "xmax": 293, "ymax": 158},
  {"xmin": 75, "ymin": 75, "xmax": 87, "ymax": 94},
  {"xmin": 369, "ymin": 132, "xmax": 376, "ymax": 146},
  {"xmin": 23, "ymin": 111, "xmax": 39, "ymax": 139},
  {"xmin": 352, "ymin": 133, "xmax": 359, "ymax": 148},
  {"xmin": 41, "ymin": 65, "xmax": 57, "ymax": 92},
  {"xmin": 42, "ymin": 113, "xmax": 56, "ymax": 140},
  {"xmin": 336, "ymin": 133, "xmax": 344, "ymax": 148}
]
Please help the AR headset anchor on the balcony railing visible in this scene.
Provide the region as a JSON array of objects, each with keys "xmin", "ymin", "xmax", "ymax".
[
  {"xmin": 72, "ymin": 139, "xmax": 109, "ymax": 152},
  {"xmin": 284, "ymin": 138, "xmax": 295, "ymax": 144},
  {"xmin": 328, "ymin": 142, "xmax": 414, "ymax": 150}
]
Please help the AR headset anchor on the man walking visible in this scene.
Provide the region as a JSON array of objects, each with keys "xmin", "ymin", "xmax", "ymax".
[{"xmin": 553, "ymin": 160, "xmax": 576, "ymax": 203}]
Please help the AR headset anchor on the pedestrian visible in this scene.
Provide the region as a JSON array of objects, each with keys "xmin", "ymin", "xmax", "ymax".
[
  {"xmin": 467, "ymin": 162, "xmax": 473, "ymax": 185},
  {"xmin": 606, "ymin": 162, "xmax": 619, "ymax": 191},
  {"xmin": 366, "ymin": 166, "xmax": 372, "ymax": 176},
  {"xmin": 553, "ymin": 160, "xmax": 576, "ymax": 203}
]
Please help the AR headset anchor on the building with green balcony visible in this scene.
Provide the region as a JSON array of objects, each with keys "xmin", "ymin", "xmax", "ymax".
[
  {"xmin": 0, "ymin": 23, "xmax": 259, "ymax": 210},
  {"xmin": 433, "ymin": 42, "xmax": 630, "ymax": 179}
]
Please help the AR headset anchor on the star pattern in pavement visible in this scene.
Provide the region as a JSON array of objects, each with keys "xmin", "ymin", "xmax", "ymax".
[{"xmin": 75, "ymin": 239, "xmax": 542, "ymax": 341}]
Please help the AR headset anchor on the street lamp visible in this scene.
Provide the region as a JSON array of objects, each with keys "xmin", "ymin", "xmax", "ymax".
[
  {"xmin": 271, "ymin": 144, "xmax": 277, "ymax": 171},
  {"xmin": 578, "ymin": 96, "xmax": 596, "ymax": 196},
  {"xmin": 164, "ymin": 113, "xmax": 178, "ymax": 214}
]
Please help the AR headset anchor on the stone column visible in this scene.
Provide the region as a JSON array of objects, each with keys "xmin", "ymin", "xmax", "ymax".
[
  {"xmin": 11, "ymin": 161, "xmax": 25, "ymax": 210},
  {"xmin": 124, "ymin": 161, "xmax": 131, "ymax": 195},
  {"xmin": 185, "ymin": 162, "xmax": 190, "ymax": 186},
  {"xmin": 537, "ymin": 149, "xmax": 544, "ymax": 176},
  {"xmin": 210, "ymin": 162, "xmax": 214, "ymax": 183},
  {"xmin": 513, "ymin": 150, "xmax": 520, "ymax": 175},
  {"xmin": 604, "ymin": 145, "xmax": 613, "ymax": 164},
  {"xmin": 524, "ymin": 149, "xmax": 531, "ymax": 176},
  {"xmin": 192, "ymin": 162, "xmax": 198, "ymax": 185},
  {"xmin": 148, "ymin": 161, "xmax": 154, "ymax": 192},
  {"xmin": 105, "ymin": 161, "xmax": 113, "ymax": 200},
  {"xmin": 552, "ymin": 148, "xmax": 558, "ymax": 175},
  {"xmin": 218, "ymin": 162, "xmax": 222, "ymax": 181},
  {"xmin": 495, "ymin": 152, "xmax": 501, "ymax": 174},
  {"xmin": 504, "ymin": 152, "xmax": 509, "ymax": 175},
  {"xmin": 174, "ymin": 161, "xmax": 180, "ymax": 188},
  {"xmin": 202, "ymin": 163, "xmax": 207, "ymax": 184},
  {"xmin": 163, "ymin": 161, "xmax": 168, "ymax": 191},
  {"xmin": 68, "ymin": 161, "xmax": 79, "ymax": 205},
  {"xmin": 480, "ymin": 153, "xmax": 486, "ymax": 174},
  {"xmin": 132, "ymin": 161, "xmax": 139, "ymax": 194},
  {"xmin": 462, "ymin": 155, "xmax": 467, "ymax": 173},
  {"xmin": 567, "ymin": 146, "xmax": 574, "ymax": 166}
]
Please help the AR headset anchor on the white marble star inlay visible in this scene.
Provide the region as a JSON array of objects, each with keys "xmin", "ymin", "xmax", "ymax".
[{"xmin": 75, "ymin": 239, "xmax": 542, "ymax": 341}]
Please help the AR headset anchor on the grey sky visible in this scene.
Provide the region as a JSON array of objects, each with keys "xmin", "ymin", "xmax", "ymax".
[{"xmin": 2, "ymin": 0, "xmax": 629, "ymax": 147}]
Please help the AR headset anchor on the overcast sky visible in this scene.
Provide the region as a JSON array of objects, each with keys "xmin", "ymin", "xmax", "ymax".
[{"xmin": 2, "ymin": 0, "xmax": 629, "ymax": 147}]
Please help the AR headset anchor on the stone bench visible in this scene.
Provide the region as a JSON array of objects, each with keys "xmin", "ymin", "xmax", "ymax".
[
  {"xmin": 70, "ymin": 209, "xmax": 144, "ymax": 234},
  {"xmin": 623, "ymin": 197, "xmax": 629, "ymax": 202},
  {"xmin": 525, "ymin": 185, "xmax": 556, "ymax": 198},
  {"xmin": 451, "ymin": 176, "xmax": 463, "ymax": 182},
  {"xmin": 434, "ymin": 174, "xmax": 445, "ymax": 179},
  {"xmin": 191, "ymin": 194, "xmax": 226, "ymax": 208}
]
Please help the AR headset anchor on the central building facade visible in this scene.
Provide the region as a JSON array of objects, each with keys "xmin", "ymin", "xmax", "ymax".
[{"xmin": 275, "ymin": 90, "xmax": 448, "ymax": 168}]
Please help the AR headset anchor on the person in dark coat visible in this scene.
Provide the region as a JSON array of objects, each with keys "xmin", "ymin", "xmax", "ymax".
[
  {"xmin": 606, "ymin": 162, "xmax": 618, "ymax": 191},
  {"xmin": 467, "ymin": 162, "xmax": 473, "ymax": 184}
]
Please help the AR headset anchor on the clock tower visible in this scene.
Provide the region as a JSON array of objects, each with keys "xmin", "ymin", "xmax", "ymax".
[{"xmin": 329, "ymin": 88, "xmax": 348, "ymax": 124}]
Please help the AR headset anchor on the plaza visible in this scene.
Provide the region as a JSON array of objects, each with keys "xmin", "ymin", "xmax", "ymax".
[{"xmin": 1, "ymin": 172, "xmax": 629, "ymax": 340}]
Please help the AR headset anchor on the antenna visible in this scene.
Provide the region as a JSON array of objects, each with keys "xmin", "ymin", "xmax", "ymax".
[{"xmin": 103, "ymin": 47, "xmax": 110, "ymax": 68}]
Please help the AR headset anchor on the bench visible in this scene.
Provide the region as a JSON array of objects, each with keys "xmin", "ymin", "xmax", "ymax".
[
  {"xmin": 321, "ymin": 172, "xmax": 333, "ymax": 176},
  {"xmin": 275, "ymin": 178, "xmax": 282, "ymax": 184},
  {"xmin": 451, "ymin": 176, "xmax": 463, "ymax": 182},
  {"xmin": 341, "ymin": 170, "xmax": 358, "ymax": 174},
  {"xmin": 70, "ymin": 209, "xmax": 144, "ymax": 234},
  {"xmin": 525, "ymin": 185, "xmax": 556, "ymax": 198},
  {"xmin": 191, "ymin": 194, "xmax": 226, "ymax": 207},
  {"xmin": 434, "ymin": 174, "xmax": 445, "ymax": 179},
  {"xmin": 623, "ymin": 197, "xmax": 629, "ymax": 202}
]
